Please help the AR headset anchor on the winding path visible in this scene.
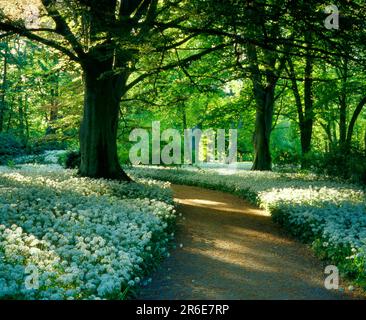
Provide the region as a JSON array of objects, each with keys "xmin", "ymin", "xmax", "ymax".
[{"xmin": 138, "ymin": 184, "xmax": 359, "ymax": 300}]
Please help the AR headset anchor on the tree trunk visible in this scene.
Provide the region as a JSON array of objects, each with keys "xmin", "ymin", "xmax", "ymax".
[
  {"xmin": 181, "ymin": 102, "xmax": 187, "ymax": 130},
  {"xmin": 287, "ymin": 51, "xmax": 313, "ymax": 166},
  {"xmin": 345, "ymin": 96, "xmax": 366, "ymax": 150},
  {"xmin": 18, "ymin": 95, "xmax": 26, "ymax": 144},
  {"xmin": 338, "ymin": 58, "xmax": 348, "ymax": 147},
  {"xmin": 320, "ymin": 121, "xmax": 335, "ymax": 152},
  {"xmin": 247, "ymin": 44, "xmax": 277, "ymax": 171},
  {"xmin": 339, "ymin": 95, "xmax": 347, "ymax": 145},
  {"xmin": 6, "ymin": 96, "xmax": 14, "ymax": 132},
  {"xmin": 252, "ymin": 87, "xmax": 275, "ymax": 171},
  {"xmin": 24, "ymin": 95, "xmax": 30, "ymax": 144},
  {"xmin": 0, "ymin": 42, "xmax": 8, "ymax": 132},
  {"xmin": 79, "ymin": 62, "xmax": 131, "ymax": 181},
  {"xmin": 46, "ymin": 80, "xmax": 59, "ymax": 135},
  {"xmin": 288, "ymin": 58, "xmax": 307, "ymax": 155},
  {"xmin": 302, "ymin": 35, "xmax": 314, "ymax": 158}
]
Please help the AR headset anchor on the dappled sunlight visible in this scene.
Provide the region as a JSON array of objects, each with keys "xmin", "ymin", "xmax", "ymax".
[
  {"xmin": 131, "ymin": 166, "xmax": 366, "ymax": 252},
  {"xmin": 0, "ymin": 162, "xmax": 173, "ymax": 204},
  {"xmin": 175, "ymin": 197, "xmax": 270, "ymax": 217},
  {"xmin": 0, "ymin": 164, "xmax": 176, "ymax": 299},
  {"xmin": 138, "ymin": 183, "xmax": 351, "ymax": 299},
  {"xmin": 224, "ymin": 225, "xmax": 292, "ymax": 244},
  {"xmin": 186, "ymin": 246, "xmax": 325, "ymax": 290},
  {"xmin": 259, "ymin": 186, "xmax": 365, "ymax": 207},
  {"xmin": 1, "ymin": 0, "xmax": 366, "ymax": 302},
  {"xmin": 177, "ymin": 198, "xmax": 227, "ymax": 207},
  {"xmin": 186, "ymin": 240, "xmax": 281, "ymax": 273}
]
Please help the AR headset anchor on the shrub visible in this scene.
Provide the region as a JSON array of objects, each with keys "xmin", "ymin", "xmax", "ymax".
[
  {"xmin": 272, "ymin": 149, "xmax": 301, "ymax": 166},
  {"xmin": 64, "ymin": 150, "xmax": 81, "ymax": 169},
  {"xmin": 0, "ymin": 133, "xmax": 24, "ymax": 164},
  {"xmin": 0, "ymin": 133, "xmax": 24, "ymax": 156},
  {"xmin": 314, "ymin": 147, "xmax": 366, "ymax": 184},
  {"xmin": 118, "ymin": 148, "xmax": 132, "ymax": 165},
  {"xmin": 26, "ymin": 136, "xmax": 67, "ymax": 155}
]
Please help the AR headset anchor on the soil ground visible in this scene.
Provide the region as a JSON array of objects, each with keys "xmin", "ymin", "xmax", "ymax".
[{"xmin": 138, "ymin": 184, "xmax": 363, "ymax": 300}]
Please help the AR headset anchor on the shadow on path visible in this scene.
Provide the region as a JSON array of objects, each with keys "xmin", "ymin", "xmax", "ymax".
[{"xmin": 138, "ymin": 184, "xmax": 360, "ymax": 300}]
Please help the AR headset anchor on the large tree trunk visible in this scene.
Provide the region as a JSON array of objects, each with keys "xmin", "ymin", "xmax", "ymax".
[
  {"xmin": 288, "ymin": 58, "xmax": 309, "ymax": 156},
  {"xmin": 287, "ymin": 39, "xmax": 314, "ymax": 168},
  {"xmin": 252, "ymin": 88, "xmax": 275, "ymax": 171},
  {"xmin": 247, "ymin": 44, "xmax": 277, "ymax": 171},
  {"xmin": 79, "ymin": 61, "xmax": 131, "ymax": 181}
]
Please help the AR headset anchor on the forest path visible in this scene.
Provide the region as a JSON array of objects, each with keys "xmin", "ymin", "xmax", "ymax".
[{"xmin": 138, "ymin": 184, "xmax": 356, "ymax": 300}]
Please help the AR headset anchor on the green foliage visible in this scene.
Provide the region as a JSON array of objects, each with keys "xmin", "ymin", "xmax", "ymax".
[
  {"xmin": 0, "ymin": 133, "xmax": 24, "ymax": 164},
  {"xmin": 63, "ymin": 150, "xmax": 80, "ymax": 169},
  {"xmin": 6, "ymin": 159, "xmax": 16, "ymax": 168},
  {"xmin": 117, "ymin": 147, "xmax": 132, "ymax": 166},
  {"xmin": 313, "ymin": 147, "xmax": 366, "ymax": 184},
  {"xmin": 312, "ymin": 234, "xmax": 366, "ymax": 287},
  {"xmin": 26, "ymin": 136, "xmax": 67, "ymax": 155},
  {"xmin": 273, "ymin": 151, "xmax": 300, "ymax": 166},
  {"xmin": 271, "ymin": 121, "xmax": 301, "ymax": 166},
  {"xmin": 1, "ymin": 0, "xmax": 366, "ymax": 300},
  {"xmin": 0, "ymin": 35, "xmax": 82, "ymax": 157},
  {"xmin": 272, "ymin": 208, "xmax": 319, "ymax": 242},
  {"xmin": 1, "ymin": 2, "xmax": 366, "ymax": 177}
]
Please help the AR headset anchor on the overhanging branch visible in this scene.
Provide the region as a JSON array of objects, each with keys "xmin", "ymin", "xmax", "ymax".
[
  {"xmin": 0, "ymin": 21, "xmax": 80, "ymax": 62},
  {"xmin": 41, "ymin": 0, "xmax": 86, "ymax": 58},
  {"xmin": 125, "ymin": 43, "xmax": 230, "ymax": 91}
]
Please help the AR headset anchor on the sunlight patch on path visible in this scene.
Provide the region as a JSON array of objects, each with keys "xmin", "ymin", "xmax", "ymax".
[
  {"xmin": 138, "ymin": 184, "xmax": 359, "ymax": 300},
  {"xmin": 175, "ymin": 197, "xmax": 270, "ymax": 217}
]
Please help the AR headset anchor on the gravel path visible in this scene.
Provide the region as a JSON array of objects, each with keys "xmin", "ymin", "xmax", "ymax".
[{"xmin": 138, "ymin": 184, "xmax": 359, "ymax": 300}]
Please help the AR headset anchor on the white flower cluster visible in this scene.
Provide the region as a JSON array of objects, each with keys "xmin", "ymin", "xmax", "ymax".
[
  {"xmin": 0, "ymin": 164, "xmax": 176, "ymax": 300},
  {"xmin": 0, "ymin": 164, "xmax": 172, "ymax": 204},
  {"xmin": 13, "ymin": 150, "xmax": 68, "ymax": 165},
  {"xmin": 43, "ymin": 150, "xmax": 68, "ymax": 164},
  {"xmin": 130, "ymin": 166, "xmax": 366, "ymax": 282}
]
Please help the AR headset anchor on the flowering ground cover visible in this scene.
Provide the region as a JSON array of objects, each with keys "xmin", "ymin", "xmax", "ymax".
[
  {"xmin": 0, "ymin": 164, "xmax": 176, "ymax": 299},
  {"xmin": 2, "ymin": 157, "xmax": 365, "ymax": 299},
  {"xmin": 129, "ymin": 165, "xmax": 366, "ymax": 289}
]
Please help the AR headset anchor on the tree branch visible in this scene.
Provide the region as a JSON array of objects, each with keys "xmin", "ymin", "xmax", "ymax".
[
  {"xmin": 346, "ymin": 95, "xmax": 366, "ymax": 145},
  {"xmin": 154, "ymin": 22, "xmax": 364, "ymax": 64},
  {"xmin": 125, "ymin": 43, "xmax": 230, "ymax": 91},
  {"xmin": 0, "ymin": 22, "xmax": 80, "ymax": 62},
  {"xmin": 41, "ymin": 0, "xmax": 86, "ymax": 59}
]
